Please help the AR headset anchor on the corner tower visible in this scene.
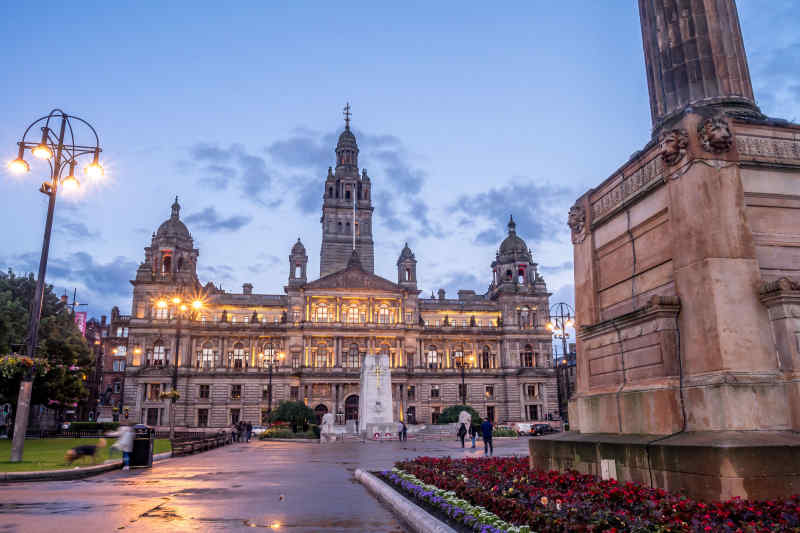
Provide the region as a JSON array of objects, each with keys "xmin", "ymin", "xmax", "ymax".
[{"xmin": 320, "ymin": 104, "xmax": 375, "ymax": 276}]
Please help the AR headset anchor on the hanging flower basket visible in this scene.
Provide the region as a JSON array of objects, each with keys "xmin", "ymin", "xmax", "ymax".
[
  {"xmin": 0, "ymin": 354, "xmax": 50, "ymax": 380},
  {"xmin": 160, "ymin": 390, "xmax": 180, "ymax": 401}
]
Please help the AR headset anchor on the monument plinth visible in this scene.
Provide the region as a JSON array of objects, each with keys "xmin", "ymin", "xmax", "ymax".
[
  {"xmin": 359, "ymin": 352, "xmax": 395, "ymax": 439},
  {"xmin": 531, "ymin": 0, "xmax": 800, "ymax": 501}
]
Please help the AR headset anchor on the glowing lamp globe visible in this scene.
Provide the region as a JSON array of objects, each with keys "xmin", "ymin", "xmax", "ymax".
[
  {"xmin": 32, "ymin": 143, "xmax": 52, "ymax": 160},
  {"xmin": 85, "ymin": 161, "xmax": 104, "ymax": 179},
  {"xmin": 61, "ymin": 175, "xmax": 80, "ymax": 193},
  {"xmin": 8, "ymin": 157, "xmax": 30, "ymax": 174}
]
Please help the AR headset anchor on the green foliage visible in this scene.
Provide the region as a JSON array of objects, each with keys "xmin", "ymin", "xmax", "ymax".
[
  {"xmin": 268, "ymin": 401, "xmax": 315, "ymax": 431},
  {"xmin": 259, "ymin": 428, "xmax": 317, "ymax": 439},
  {"xmin": 436, "ymin": 405, "xmax": 481, "ymax": 426},
  {"xmin": 0, "ymin": 270, "xmax": 91, "ymax": 411},
  {"xmin": 310, "ymin": 424, "xmax": 320, "ymax": 438},
  {"xmin": 67, "ymin": 422, "xmax": 119, "ymax": 432},
  {"xmin": 492, "ymin": 427, "xmax": 517, "ymax": 437}
]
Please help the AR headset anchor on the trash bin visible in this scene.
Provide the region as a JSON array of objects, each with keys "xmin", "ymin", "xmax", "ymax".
[{"xmin": 131, "ymin": 424, "xmax": 154, "ymax": 468}]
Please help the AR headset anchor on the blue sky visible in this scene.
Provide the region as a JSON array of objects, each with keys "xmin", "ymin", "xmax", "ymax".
[{"xmin": 1, "ymin": 1, "xmax": 798, "ymax": 320}]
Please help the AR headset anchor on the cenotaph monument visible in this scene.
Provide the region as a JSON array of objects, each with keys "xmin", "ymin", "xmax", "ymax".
[
  {"xmin": 359, "ymin": 351, "xmax": 396, "ymax": 439},
  {"xmin": 530, "ymin": 0, "xmax": 800, "ymax": 501}
]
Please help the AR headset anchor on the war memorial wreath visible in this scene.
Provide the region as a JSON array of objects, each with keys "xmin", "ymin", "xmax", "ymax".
[{"xmin": 379, "ymin": 457, "xmax": 800, "ymax": 532}]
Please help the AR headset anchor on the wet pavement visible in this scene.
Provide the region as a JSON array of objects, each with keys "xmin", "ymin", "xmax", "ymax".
[{"xmin": 0, "ymin": 438, "xmax": 531, "ymax": 533}]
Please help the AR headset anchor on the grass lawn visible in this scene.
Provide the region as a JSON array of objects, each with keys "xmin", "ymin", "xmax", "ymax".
[{"xmin": 0, "ymin": 438, "xmax": 172, "ymax": 472}]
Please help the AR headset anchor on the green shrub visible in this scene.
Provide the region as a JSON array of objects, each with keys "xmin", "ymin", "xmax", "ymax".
[
  {"xmin": 268, "ymin": 401, "xmax": 315, "ymax": 432},
  {"xmin": 493, "ymin": 427, "xmax": 517, "ymax": 437},
  {"xmin": 436, "ymin": 405, "xmax": 481, "ymax": 426},
  {"xmin": 67, "ymin": 422, "xmax": 119, "ymax": 432},
  {"xmin": 259, "ymin": 428, "xmax": 317, "ymax": 440},
  {"xmin": 310, "ymin": 424, "xmax": 320, "ymax": 438}
]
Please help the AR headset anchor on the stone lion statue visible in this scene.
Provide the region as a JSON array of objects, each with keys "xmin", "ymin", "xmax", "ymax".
[
  {"xmin": 660, "ymin": 128, "xmax": 689, "ymax": 165},
  {"xmin": 698, "ymin": 116, "xmax": 733, "ymax": 154}
]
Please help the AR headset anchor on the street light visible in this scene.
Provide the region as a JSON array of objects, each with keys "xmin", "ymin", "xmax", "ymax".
[
  {"xmin": 459, "ymin": 354, "xmax": 474, "ymax": 405},
  {"xmin": 546, "ymin": 302, "xmax": 575, "ymax": 423},
  {"xmin": 261, "ymin": 349, "xmax": 285, "ymax": 416},
  {"xmin": 7, "ymin": 109, "xmax": 102, "ymax": 463}
]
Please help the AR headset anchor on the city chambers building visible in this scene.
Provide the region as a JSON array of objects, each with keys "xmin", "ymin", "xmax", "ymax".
[{"xmin": 114, "ymin": 117, "xmax": 558, "ymax": 430}]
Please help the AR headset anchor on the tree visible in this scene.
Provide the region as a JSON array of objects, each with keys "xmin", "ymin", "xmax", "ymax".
[
  {"xmin": 0, "ymin": 270, "xmax": 92, "ymax": 427},
  {"xmin": 268, "ymin": 401, "xmax": 315, "ymax": 433},
  {"xmin": 436, "ymin": 405, "xmax": 481, "ymax": 426}
]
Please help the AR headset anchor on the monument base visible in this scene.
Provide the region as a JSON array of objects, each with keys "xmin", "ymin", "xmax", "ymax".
[
  {"xmin": 363, "ymin": 422, "xmax": 399, "ymax": 441},
  {"xmin": 529, "ymin": 431, "xmax": 800, "ymax": 501}
]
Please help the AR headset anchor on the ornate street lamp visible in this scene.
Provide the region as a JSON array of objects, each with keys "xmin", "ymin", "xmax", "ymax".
[
  {"xmin": 546, "ymin": 302, "xmax": 575, "ymax": 422},
  {"xmin": 7, "ymin": 110, "xmax": 103, "ymax": 462}
]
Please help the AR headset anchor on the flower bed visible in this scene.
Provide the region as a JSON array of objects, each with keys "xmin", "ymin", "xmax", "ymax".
[{"xmin": 380, "ymin": 456, "xmax": 800, "ymax": 532}]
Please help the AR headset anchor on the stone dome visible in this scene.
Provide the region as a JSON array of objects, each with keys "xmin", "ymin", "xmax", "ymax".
[
  {"xmin": 291, "ymin": 238, "xmax": 306, "ymax": 255},
  {"xmin": 398, "ymin": 242, "xmax": 414, "ymax": 262},
  {"xmin": 336, "ymin": 128, "xmax": 358, "ymax": 152},
  {"xmin": 156, "ymin": 197, "xmax": 191, "ymax": 239},
  {"xmin": 497, "ymin": 215, "xmax": 532, "ymax": 261}
]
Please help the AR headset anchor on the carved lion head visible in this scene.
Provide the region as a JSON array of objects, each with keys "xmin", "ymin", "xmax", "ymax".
[
  {"xmin": 698, "ymin": 116, "xmax": 733, "ymax": 154},
  {"xmin": 659, "ymin": 128, "xmax": 689, "ymax": 166},
  {"xmin": 567, "ymin": 204, "xmax": 586, "ymax": 244}
]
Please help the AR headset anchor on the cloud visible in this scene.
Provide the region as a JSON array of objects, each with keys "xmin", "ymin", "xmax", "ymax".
[
  {"xmin": 267, "ymin": 135, "xmax": 331, "ymax": 170},
  {"xmin": 450, "ymin": 182, "xmax": 575, "ymax": 248},
  {"xmin": 184, "ymin": 206, "xmax": 252, "ymax": 232},
  {"xmin": 185, "ymin": 143, "xmax": 272, "ymax": 203},
  {"xmin": 540, "ymin": 261, "xmax": 573, "ymax": 275},
  {"xmin": 427, "ymin": 271, "xmax": 488, "ymax": 299},
  {"xmin": 57, "ymin": 221, "xmax": 100, "ymax": 240}
]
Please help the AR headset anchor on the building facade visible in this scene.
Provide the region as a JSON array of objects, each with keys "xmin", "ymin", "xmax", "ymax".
[{"xmin": 121, "ymin": 118, "xmax": 558, "ymax": 429}]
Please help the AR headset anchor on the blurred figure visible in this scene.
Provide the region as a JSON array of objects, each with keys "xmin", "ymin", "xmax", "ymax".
[{"xmin": 108, "ymin": 424, "xmax": 134, "ymax": 470}]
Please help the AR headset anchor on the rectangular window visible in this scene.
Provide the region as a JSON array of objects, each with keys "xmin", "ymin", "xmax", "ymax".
[
  {"xmin": 199, "ymin": 384, "xmax": 210, "ymax": 399},
  {"xmin": 292, "ymin": 355, "xmax": 300, "ymax": 369},
  {"xmin": 407, "ymin": 385, "xmax": 415, "ymax": 401},
  {"xmin": 113, "ymin": 381, "xmax": 121, "ymax": 394},
  {"xmin": 148, "ymin": 383, "xmax": 161, "ymax": 401},
  {"xmin": 290, "ymin": 386, "xmax": 299, "ymax": 401},
  {"xmin": 405, "ymin": 312, "xmax": 412, "ymax": 324},
  {"xmin": 230, "ymin": 408, "xmax": 240, "ymax": 425},
  {"xmin": 153, "ymin": 306, "xmax": 169, "ymax": 320},
  {"xmin": 526, "ymin": 383, "xmax": 542, "ymax": 398},
  {"xmin": 485, "ymin": 385, "xmax": 494, "ymax": 399},
  {"xmin": 262, "ymin": 385, "xmax": 271, "ymax": 400},
  {"xmin": 486, "ymin": 405, "xmax": 495, "ymax": 422},
  {"xmin": 231, "ymin": 384, "xmax": 242, "ymax": 400},
  {"xmin": 198, "ymin": 408, "xmax": 209, "ymax": 427},
  {"xmin": 292, "ymin": 310, "xmax": 300, "ymax": 322},
  {"xmin": 527, "ymin": 405, "xmax": 539, "ymax": 420},
  {"xmin": 431, "ymin": 406, "xmax": 440, "ymax": 424},
  {"xmin": 430, "ymin": 385, "xmax": 440, "ymax": 399}
]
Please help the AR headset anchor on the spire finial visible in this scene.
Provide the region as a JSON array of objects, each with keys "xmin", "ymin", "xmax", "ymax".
[
  {"xmin": 343, "ymin": 102, "xmax": 351, "ymax": 130},
  {"xmin": 508, "ymin": 214, "xmax": 516, "ymax": 232},
  {"xmin": 171, "ymin": 196, "xmax": 180, "ymax": 219}
]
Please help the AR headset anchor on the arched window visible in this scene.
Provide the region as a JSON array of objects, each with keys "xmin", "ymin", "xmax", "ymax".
[
  {"xmin": 328, "ymin": 186, "xmax": 333, "ymax": 197},
  {"xmin": 344, "ymin": 343, "xmax": 360, "ymax": 368},
  {"xmin": 153, "ymin": 302, "xmax": 169, "ymax": 320},
  {"xmin": 380, "ymin": 343, "xmax": 393, "ymax": 368},
  {"xmin": 518, "ymin": 267, "xmax": 525, "ymax": 284},
  {"xmin": 177, "ymin": 257, "xmax": 184, "ymax": 272},
  {"xmin": 345, "ymin": 189, "xmax": 351, "ymax": 200},
  {"xmin": 505, "ymin": 269, "xmax": 513, "ymax": 280},
  {"xmin": 426, "ymin": 346, "xmax": 441, "ymax": 369},
  {"xmin": 162, "ymin": 254, "xmax": 172, "ymax": 274},
  {"xmin": 232, "ymin": 342, "xmax": 246, "ymax": 369},
  {"xmin": 313, "ymin": 303, "xmax": 329, "ymax": 323},
  {"xmin": 261, "ymin": 342, "xmax": 276, "ymax": 367},
  {"xmin": 482, "ymin": 346, "xmax": 492, "ymax": 369},
  {"xmin": 152, "ymin": 341, "xmax": 166, "ymax": 367},
  {"xmin": 521, "ymin": 344, "xmax": 534, "ymax": 367},
  {"xmin": 378, "ymin": 305, "xmax": 391, "ymax": 324},
  {"xmin": 337, "ymin": 221, "xmax": 343, "ymax": 233},
  {"xmin": 200, "ymin": 341, "xmax": 215, "ymax": 369},
  {"xmin": 315, "ymin": 347, "xmax": 329, "ymax": 368},
  {"xmin": 405, "ymin": 268, "xmax": 411, "ymax": 281},
  {"xmin": 453, "ymin": 347, "xmax": 465, "ymax": 368},
  {"xmin": 345, "ymin": 305, "xmax": 359, "ymax": 324},
  {"xmin": 520, "ymin": 307, "xmax": 530, "ymax": 328}
]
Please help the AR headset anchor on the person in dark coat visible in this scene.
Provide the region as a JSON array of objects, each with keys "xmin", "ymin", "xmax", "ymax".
[
  {"xmin": 245, "ymin": 422, "xmax": 252, "ymax": 442},
  {"xmin": 401, "ymin": 421, "xmax": 407, "ymax": 441},
  {"xmin": 457, "ymin": 422, "xmax": 467, "ymax": 448},
  {"xmin": 468, "ymin": 423, "xmax": 477, "ymax": 448},
  {"xmin": 480, "ymin": 418, "xmax": 493, "ymax": 456}
]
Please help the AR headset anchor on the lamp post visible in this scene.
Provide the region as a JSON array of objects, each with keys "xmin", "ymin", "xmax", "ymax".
[
  {"xmin": 7, "ymin": 110, "xmax": 103, "ymax": 462},
  {"xmin": 459, "ymin": 354, "xmax": 474, "ymax": 405},
  {"xmin": 546, "ymin": 302, "xmax": 575, "ymax": 422},
  {"xmin": 154, "ymin": 295, "xmax": 203, "ymax": 440},
  {"xmin": 259, "ymin": 349, "xmax": 284, "ymax": 416}
]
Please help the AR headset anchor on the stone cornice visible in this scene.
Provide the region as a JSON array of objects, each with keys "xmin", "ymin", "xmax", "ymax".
[{"xmin": 579, "ymin": 295, "xmax": 681, "ymax": 340}]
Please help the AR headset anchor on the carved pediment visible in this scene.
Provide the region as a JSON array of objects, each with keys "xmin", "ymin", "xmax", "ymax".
[{"xmin": 304, "ymin": 268, "xmax": 402, "ymax": 292}]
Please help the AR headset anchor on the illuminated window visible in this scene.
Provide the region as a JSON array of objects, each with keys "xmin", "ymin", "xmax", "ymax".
[
  {"xmin": 232, "ymin": 343, "xmax": 246, "ymax": 369},
  {"xmin": 313, "ymin": 303, "xmax": 329, "ymax": 323},
  {"xmin": 378, "ymin": 306, "xmax": 391, "ymax": 324},
  {"xmin": 315, "ymin": 347, "xmax": 329, "ymax": 368},
  {"xmin": 231, "ymin": 384, "xmax": 242, "ymax": 400},
  {"xmin": 152, "ymin": 342, "xmax": 166, "ymax": 366},
  {"xmin": 345, "ymin": 306, "xmax": 360, "ymax": 324},
  {"xmin": 153, "ymin": 305, "xmax": 169, "ymax": 320},
  {"xmin": 344, "ymin": 343, "xmax": 360, "ymax": 368},
  {"xmin": 200, "ymin": 342, "xmax": 215, "ymax": 369},
  {"xmin": 426, "ymin": 346, "xmax": 441, "ymax": 369},
  {"xmin": 261, "ymin": 343, "xmax": 277, "ymax": 366},
  {"xmin": 430, "ymin": 385, "xmax": 440, "ymax": 398}
]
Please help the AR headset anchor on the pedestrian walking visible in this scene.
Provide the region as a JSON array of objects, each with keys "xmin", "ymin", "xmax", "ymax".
[
  {"xmin": 401, "ymin": 420, "xmax": 407, "ymax": 442},
  {"xmin": 246, "ymin": 422, "xmax": 252, "ymax": 442},
  {"xmin": 108, "ymin": 423, "xmax": 134, "ymax": 471},
  {"xmin": 469, "ymin": 423, "xmax": 477, "ymax": 448},
  {"xmin": 231, "ymin": 423, "xmax": 239, "ymax": 442},
  {"xmin": 480, "ymin": 418, "xmax": 493, "ymax": 456},
  {"xmin": 457, "ymin": 422, "xmax": 467, "ymax": 448}
]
